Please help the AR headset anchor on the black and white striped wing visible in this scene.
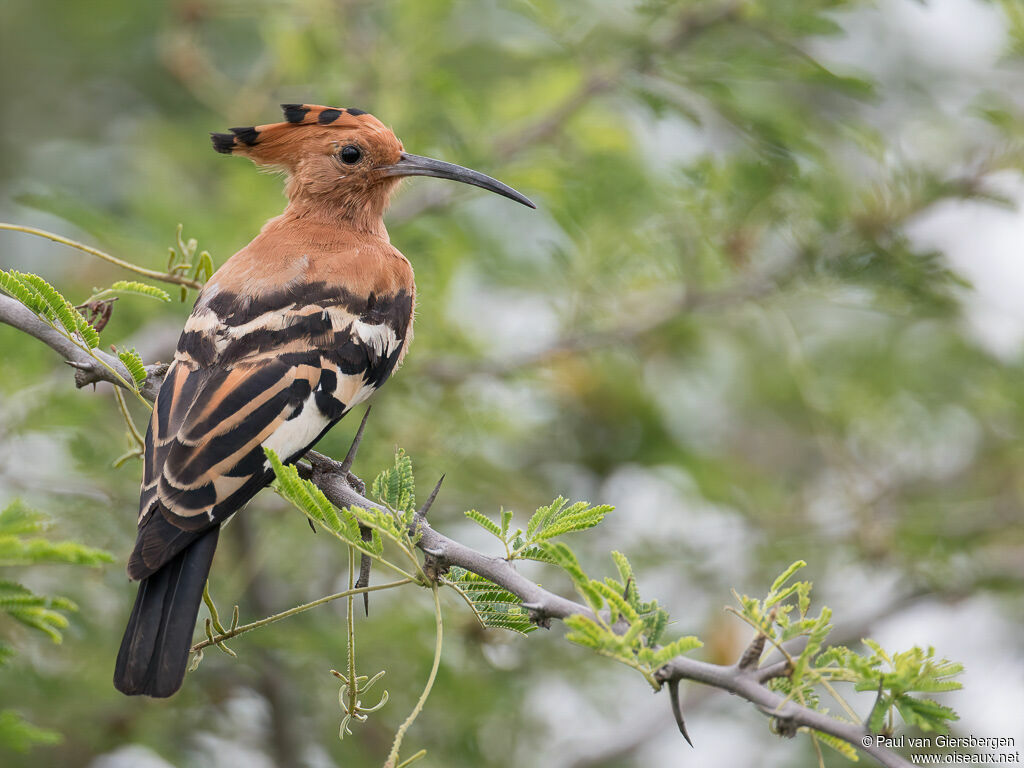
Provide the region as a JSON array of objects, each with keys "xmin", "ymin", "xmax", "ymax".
[{"xmin": 129, "ymin": 287, "xmax": 412, "ymax": 579}]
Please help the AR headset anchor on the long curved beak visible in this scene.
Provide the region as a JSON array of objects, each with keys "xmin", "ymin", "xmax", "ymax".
[{"xmin": 381, "ymin": 152, "xmax": 536, "ymax": 209}]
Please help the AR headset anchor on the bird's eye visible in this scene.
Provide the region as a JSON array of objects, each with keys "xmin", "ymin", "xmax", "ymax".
[{"xmin": 339, "ymin": 145, "xmax": 362, "ymax": 164}]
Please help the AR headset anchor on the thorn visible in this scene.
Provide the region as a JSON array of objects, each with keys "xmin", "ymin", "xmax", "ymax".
[
  {"xmin": 307, "ymin": 518, "xmax": 318, "ymax": 534},
  {"xmin": 417, "ymin": 474, "xmax": 445, "ymax": 519},
  {"xmin": 356, "ymin": 527, "xmax": 372, "ymax": 616},
  {"xmin": 64, "ymin": 360, "xmax": 90, "ymax": 370},
  {"xmin": 622, "ymin": 576, "xmax": 633, "ymax": 601},
  {"xmin": 340, "ymin": 406, "xmax": 371, "ymax": 473},
  {"xmin": 668, "ymin": 678, "xmax": 693, "ymax": 747}
]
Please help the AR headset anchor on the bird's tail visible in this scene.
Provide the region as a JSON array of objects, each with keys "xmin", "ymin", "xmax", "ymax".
[{"xmin": 113, "ymin": 527, "xmax": 220, "ymax": 697}]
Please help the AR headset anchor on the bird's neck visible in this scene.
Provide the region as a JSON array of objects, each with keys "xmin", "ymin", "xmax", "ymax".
[{"xmin": 279, "ymin": 198, "xmax": 390, "ymax": 241}]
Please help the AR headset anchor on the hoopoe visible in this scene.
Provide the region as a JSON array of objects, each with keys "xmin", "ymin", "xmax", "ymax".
[{"xmin": 114, "ymin": 104, "xmax": 533, "ymax": 697}]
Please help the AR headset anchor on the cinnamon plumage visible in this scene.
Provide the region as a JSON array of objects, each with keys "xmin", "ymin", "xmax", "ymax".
[{"xmin": 114, "ymin": 104, "xmax": 533, "ymax": 697}]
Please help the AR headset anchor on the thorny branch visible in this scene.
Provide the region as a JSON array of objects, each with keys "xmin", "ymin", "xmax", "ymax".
[
  {"xmin": 0, "ymin": 293, "xmax": 167, "ymax": 401},
  {"xmin": 0, "ymin": 290, "xmax": 914, "ymax": 768}
]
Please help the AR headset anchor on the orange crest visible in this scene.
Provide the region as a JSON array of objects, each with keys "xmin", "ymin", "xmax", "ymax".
[{"xmin": 210, "ymin": 104, "xmax": 403, "ymax": 171}]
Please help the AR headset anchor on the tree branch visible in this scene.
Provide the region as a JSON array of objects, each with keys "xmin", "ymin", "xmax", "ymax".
[
  {"xmin": 306, "ymin": 454, "xmax": 911, "ymax": 768},
  {"xmin": 0, "ymin": 293, "xmax": 167, "ymax": 401}
]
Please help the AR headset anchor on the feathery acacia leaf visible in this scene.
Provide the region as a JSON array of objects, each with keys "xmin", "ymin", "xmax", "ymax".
[
  {"xmin": 0, "ymin": 501, "xmax": 47, "ymax": 537},
  {"xmin": 0, "ymin": 501, "xmax": 112, "ymax": 567},
  {"xmin": 109, "ymin": 280, "xmax": 171, "ymax": 302},
  {"xmin": 446, "ymin": 567, "xmax": 534, "ymax": 634},
  {"xmin": 116, "ymin": 348, "xmax": 147, "ymax": 386},
  {"xmin": 464, "ymin": 509, "xmax": 502, "ymax": 539},
  {"xmin": 0, "ymin": 710, "xmax": 62, "ymax": 752},
  {"xmin": 525, "ymin": 497, "xmax": 611, "ymax": 543},
  {"xmin": 265, "ymin": 449, "xmax": 350, "ymax": 535},
  {"xmin": 1, "ymin": 270, "xmax": 99, "ymax": 347},
  {"xmin": 371, "ymin": 449, "xmax": 415, "ymax": 513},
  {"xmin": 15, "ymin": 273, "xmax": 96, "ymax": 346},
  {"xmin": 0, "ymin": 269, "xmax": 48, "ymax": 315}
]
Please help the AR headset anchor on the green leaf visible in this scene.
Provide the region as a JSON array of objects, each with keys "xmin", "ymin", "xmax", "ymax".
[
  {"xmin": 15, "ymin": 273, "xmax": 95, "ymax": 345},
  {"xmin": 0, "ymin": 537, "xmax": 113, "ymax": 567},
  {"xmin": 524, "ymin": 497, "xmax": 612, "ymax": 543},
  {"xmin": 611, "ymin": 551, "xmax": 634, "ymax": 597},
  {"xmin": 894, "ymin": 696, "xmax": 959, "ymax": 733},
  {"xmin": 814, "ymin": 731, "xmax": 860, "ymax": 761},
  {"xmin": 117, "ymin": 347, "xmax": 147, "ymax": 386},
  {"xmin": 592, "ymin": 581, "xmax": 639, "ymax": 624},
  {"xmin": 464, "ymin": 509, "xmax": 502, "ymax": 540},
  {"xmin": 371, "ymin": 449, "xmax": 415, "ymax": 513},
  {"xmin": 867, "ymin": 689, "xmax": 891, "ymax": 734},
  {"xmin": 791, "ymin": 608, "xmax": 832, "ymax": 684},
  {"xmin": 770, "ymin": 560, "xmax": 807, "ymax": 594},
  {"xmin": 645, "ymin": 604, "xmax": 669, "ymax": 645},
  {"xmin": 9, "ymin": 271, "xmax": 99, "ymax": 347},
  {"xmin": 0, "ymin": 502, "xmax": 113, "ymax": 567},
  {"xmin": 0, "ymin": 642, "xmax": 13, "ymax": 669},
  {"xmin": 0, "ymin": 710, "xmax": 62, "ymax": 752},
  {"xmin": 446, "ymin": 567, "xmax": 535, "ymax": 634},
  {"xmin": 0, "ymin": 581, "xmax": 76, "ymax": 643},
  {"xmin": 0, "ymin": 269, "xmax": 48, "ymax": 316},
  {"xmin": 645, "ymin": 635, "xmax": 703, "ymax": 667},
  {"xmin": 109, "ymin": 280, "xmax": 171, "ymax": 302},
  {"xmin": 538, "ymin": 541, "xmax": 603, "ymax": 614},
  {"xmin": 515, "ymin": 545, "xmax": 559, "ymax": 564},
  {"xmin": 265, "ymin": 448, "xmax": 355, "ymax": 539},
  {"xmin": 525, "ymin": 496, "xmax": 565, "ymax": 539},
  {"xmin": 563, "ymin": 614, "xmax": 608, "ymax": 650},
  {"xmin": 0, "ymin": 500, "xmax": 47, "ymax": 537},
  {"xmin": 193, "ymin": 250, "xmax": 215, "ymax": 283}
]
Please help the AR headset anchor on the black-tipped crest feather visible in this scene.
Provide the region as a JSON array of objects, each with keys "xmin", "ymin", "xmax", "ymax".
[
  {"xmin": 281, "ymin": 103, "xmax": 310, "ymax": 123},
  {"xmin": 229, "ymin": 126, "xmax": 260, "ymax": 146},
  {"xmin": 210, "ymin": 132, "xmax": 236, "ymax": 154}
]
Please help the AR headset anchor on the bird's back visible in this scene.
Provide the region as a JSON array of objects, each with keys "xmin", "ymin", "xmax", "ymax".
[{"xmin": 131, "ymin": 222, "xmax": 415, "ymax": 580}]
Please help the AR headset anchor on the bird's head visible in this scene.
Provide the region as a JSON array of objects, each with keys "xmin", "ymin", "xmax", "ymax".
[{"xmin": 211, "ymin": 104, "xmax": 534, "ymax": 222}]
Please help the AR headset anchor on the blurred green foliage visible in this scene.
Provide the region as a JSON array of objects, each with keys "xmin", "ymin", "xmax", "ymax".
[{"xmin": 1, "ymin": 0, "xmax": 1023, "ymax": 766}]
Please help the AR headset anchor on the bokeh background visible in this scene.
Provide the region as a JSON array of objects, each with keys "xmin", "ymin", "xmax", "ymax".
[{"xmin": 1, "ymin": 0, "xmax": 1023, "ymax": 766}]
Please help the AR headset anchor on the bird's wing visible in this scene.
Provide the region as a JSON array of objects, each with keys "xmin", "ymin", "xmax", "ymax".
[{"xmin": 129, "ymin": 285, "xmax": 413, "ymax": 579}]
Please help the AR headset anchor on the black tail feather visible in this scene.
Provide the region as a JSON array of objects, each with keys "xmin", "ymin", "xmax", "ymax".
[{"xmin": 114, "ymin": 527, "xmax": 220, "ymax": 697}]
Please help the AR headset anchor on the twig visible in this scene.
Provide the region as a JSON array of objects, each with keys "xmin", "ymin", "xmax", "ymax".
[
  {"xmin": 345, "ymin": 546, "xmax": 358, "ymax": 722},
  {"xmin": 0, "ymin": 294, "xmax": 167, "ymax": 400},
  {"xmin": 385, "ymin": 583, "xmax": 443, "ymax": 768},
  {"xmin": 0, "ymin": 223, "xmax": 203, "ymax": 290},
  {"xmin": 112, "ymin": 386, "xmax": 146, "ymax": 452},
  {"xmin": 189, "ymin": 578, "xmax": 412, "ymax": 653}
]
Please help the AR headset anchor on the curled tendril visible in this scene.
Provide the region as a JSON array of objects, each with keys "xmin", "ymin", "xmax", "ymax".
[{"xmin": 331, "ymin": 668, "xmax": 389, "ymax": 739}]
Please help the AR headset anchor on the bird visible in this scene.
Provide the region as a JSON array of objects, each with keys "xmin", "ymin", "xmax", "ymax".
[{"xmin": 114, "ymin": 103, "xmax": 534, "ymax": 697}]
